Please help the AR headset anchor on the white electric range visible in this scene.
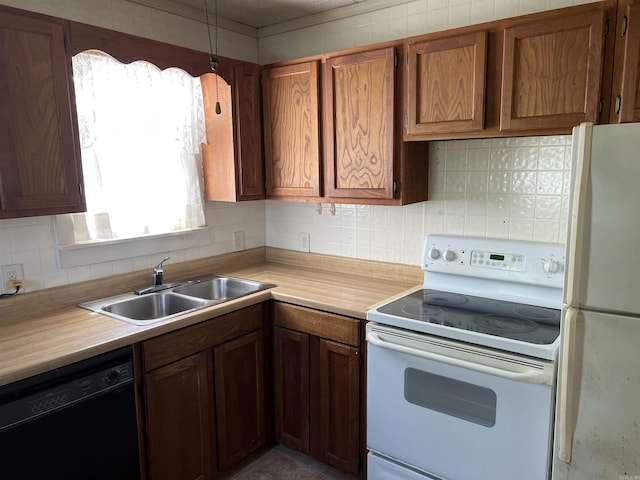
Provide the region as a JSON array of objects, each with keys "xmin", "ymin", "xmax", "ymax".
[{"xmin": 366, "ymin": 234, "xmax": 566, "ymax": 480}]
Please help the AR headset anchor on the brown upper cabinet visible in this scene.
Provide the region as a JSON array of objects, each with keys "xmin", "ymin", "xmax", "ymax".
[
  {"xmin": 403, "ymin": 1, "xmax": 611, "ymax": 141},
  {"xmin": 405, "ymin": 31, "xmax": 488, "ymax": 137},
  {"xmin": 323, "ymin": 47, "xmax": 396, "ymax": 200},
  {"xmin": 202, "ymin": 62, "xmax": 264, "ymax": 202},
  {"xmin": 500, "ymin": 9, "xmax": 605, "ymax": 132},
  {"xmin": 611, "ymin": 0, "xmax": 640, "ymax": 122},
  {"xmin": 262, "ymin": 61, "xmax": 322, "ymax": 199},
  {"xmin": 0, "ymin": 9, "xmax": 85, "ymax": 218},
  {"xmin": 263, "ymin": 45, "xmax": 429, "ymax": 205}
]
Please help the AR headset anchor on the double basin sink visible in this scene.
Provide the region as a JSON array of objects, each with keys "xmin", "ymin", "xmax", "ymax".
[{"xmin": 79, "ymin": 275, "xmax": 276, "ymax": 326}]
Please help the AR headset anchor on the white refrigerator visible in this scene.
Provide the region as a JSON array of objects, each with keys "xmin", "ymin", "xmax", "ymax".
[{"xmin": 553, "ymin": 122, "xmax": 640, "ymax": 479}]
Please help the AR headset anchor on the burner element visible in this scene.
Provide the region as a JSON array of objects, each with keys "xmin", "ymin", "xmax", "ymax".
[
  {"xmin": 514, "ymin": 306, "xmax": 558, "ymax": 322},
  {"xmin": 474, "ymin": 315, "xmax": 538, "ymax": 334},
  {"xmin": 423, "ymin": 292, "xmax": 468, "ymax": 306}
]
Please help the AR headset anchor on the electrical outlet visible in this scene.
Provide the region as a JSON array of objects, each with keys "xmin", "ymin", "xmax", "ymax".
[
  {"xmin": 298, "ymin": 232, "xmax": 310, "ymax": 252},
  {"xmin": 232, "ymin": 231, "xmax": 245, "ymax": 252},
  {"xmin": 0, "ymin": 264, "xmax": 24, "ymax": 294}
]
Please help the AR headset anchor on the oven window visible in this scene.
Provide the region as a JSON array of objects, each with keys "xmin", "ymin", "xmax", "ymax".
[{"xmin": 404, "ymin": 368, "xmax": 497, "ymax": 427}]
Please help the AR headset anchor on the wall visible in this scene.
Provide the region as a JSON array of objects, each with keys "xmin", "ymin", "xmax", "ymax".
[{"xmin": 261, "ymin": 0, "xmax": 599, "ymax": 264}]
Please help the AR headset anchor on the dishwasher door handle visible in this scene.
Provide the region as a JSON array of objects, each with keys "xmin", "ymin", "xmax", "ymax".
[{"xmin": 366, "ymin": 332, "xmax": 550, "ymax": 384}]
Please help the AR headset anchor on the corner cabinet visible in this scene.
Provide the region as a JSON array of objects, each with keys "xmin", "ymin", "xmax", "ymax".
[
  {"xmin": 139, "ymin": 302, "xmax": 271, "ymax": 480},
  {"xmin": 262, "ymin": 45, "xmax": 428, "ymax": 205},
  {"xmin": 0, "ymin": 9, "xmax": 85, "ymax": 218},
  {"xmin": 272, "ymin": 302, "xmax": 362, "ymax": 477},
  {"xmin": 404, "ymin": 31, "xmax": 487, "ymax": 137},
  {"xmin": 500, "ymin": 9, "xmax": 605, "ymax": 132}
]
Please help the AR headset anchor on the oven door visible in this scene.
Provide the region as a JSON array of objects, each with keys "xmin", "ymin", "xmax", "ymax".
[{"xmin": 366, "ymin": 323, "xmax": 555, "ymax": 480}]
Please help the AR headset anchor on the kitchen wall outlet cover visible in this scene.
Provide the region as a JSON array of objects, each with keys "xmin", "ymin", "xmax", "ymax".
[
  {"xmin": 0, "ymin": 263, "xmax": 24, "ymax": 294},
  {"xmin": 232, "ymin": 231, "xmax": 245, "ymax": 252},
  {"xmin": 298, "ymin": 232, "xmax": 310, "ymax": 252}
]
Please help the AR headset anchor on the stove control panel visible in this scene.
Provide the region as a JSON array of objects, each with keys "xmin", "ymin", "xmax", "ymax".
[{"xmin": 422, "ymin": 235, "xmax": 566, "ymax": 289}]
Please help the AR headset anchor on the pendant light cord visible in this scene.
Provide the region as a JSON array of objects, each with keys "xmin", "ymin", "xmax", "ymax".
[{"xmin": 203, "ymin": 0, "xmax": 221, "ymax": 114}]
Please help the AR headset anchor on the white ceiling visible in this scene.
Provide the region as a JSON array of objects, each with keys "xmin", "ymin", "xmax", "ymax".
[{"xmin": 131, "ymin": 0, "xmax": 396, "ymax": 30}]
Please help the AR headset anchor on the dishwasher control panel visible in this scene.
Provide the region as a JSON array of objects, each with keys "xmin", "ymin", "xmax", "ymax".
[{"xmin": 0, "ymin": 357, "xmax": 133, "ymax": 432}]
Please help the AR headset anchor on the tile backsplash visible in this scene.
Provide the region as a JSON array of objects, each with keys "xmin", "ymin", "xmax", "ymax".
[{"xmin": 266, "ymin": 135, "xmax": 572, "ymax": 266}]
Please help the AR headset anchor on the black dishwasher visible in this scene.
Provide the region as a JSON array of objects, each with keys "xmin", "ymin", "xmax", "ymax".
[{"xmin": 0, "ymin": 346, "xmax": 141, "ymax": 479}]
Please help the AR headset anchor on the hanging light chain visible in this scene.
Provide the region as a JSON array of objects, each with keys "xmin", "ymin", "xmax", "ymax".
[{"xmin": 203, "ymin": 0, "xmax": 221, "ymax": 114}]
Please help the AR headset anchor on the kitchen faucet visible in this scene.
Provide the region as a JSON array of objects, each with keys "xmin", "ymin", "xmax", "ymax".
[
  {"xmin": 134, "ymin": 256, "xmax": 179, "ymax": 295},
  {"xmin": 153, "ymin": 256, "xmax": 170, "ymax": 286}
]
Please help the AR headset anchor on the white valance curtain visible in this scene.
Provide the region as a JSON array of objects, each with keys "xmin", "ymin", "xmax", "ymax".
[{"xmin": 64, "ymin": 51, "xmax": 206, "ymax": 243}]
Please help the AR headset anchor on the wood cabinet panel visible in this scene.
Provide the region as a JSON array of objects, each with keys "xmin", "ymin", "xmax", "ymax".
[
  {"xmin": 233, "ymin": 62, "xmax": 264, "ymax": 200},
  {"xmin": 142, "ymin": 303, "xmax": 264, "ymax": 372},
  {"xmin": 406, "ymin": 31, "xmax": 487, "ymax": 136},
  {"xmin": 272, "ymin": 301, "xmax": 362, "ymax": 477},
  {"xmin": 274, "ymin": 326, "xmax": 310, "ymax": 452},
  {"xmin": 202, "ymin": 63, "xmax": 264, "ymax": 202},
  {"xmin": 0, "ymin": 10, "xmax": 85, "ymax": 217},
  {"xmin": 324, "ymin": 47, "xmax": 395, "ymax": 199},
  {"xmin": 501, "ymin": 9, "xmax": 605, "ymax": 131},
  {"xmin": 311, "ymin": 338, "xmax": 360, "ymax": 476},
  {"xmin": 214, "ymin": 330, "xmax": 266, "ymax": 470},
  {"xmin": 144, "ymin": 351, "xmax": 217, "ymax": 480},
  {"xmin": 262, "ymin": 61, "xmax": 321, "ymax": 198},
  {"xmin": 612, "ymin": 0, "xmax": 640, "ymax": 123},
  {"xmin": 272, "ymin": 301, "xmax": 359, "ymax": 347}
]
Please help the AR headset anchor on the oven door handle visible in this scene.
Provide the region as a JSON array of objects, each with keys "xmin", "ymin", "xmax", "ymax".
[{"xmin": 366, "ymin": 332, "xmax": 550, "ymax": 384}]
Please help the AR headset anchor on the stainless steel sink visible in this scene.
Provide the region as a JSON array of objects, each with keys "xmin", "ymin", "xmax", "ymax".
[
  {"xmin": 79, "ymin": 275, "xmax": 276, "ymax": 325},
  {"xmin": 102, "ymin": 293, "xmax": 208, "ymax": 322},
  {"xmin": 172, "ymin": 276, "xmax": 271, "ymax": 301}
]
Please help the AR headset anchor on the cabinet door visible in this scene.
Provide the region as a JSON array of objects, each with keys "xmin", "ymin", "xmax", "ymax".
[
  {"xmin": 144, "ymin": 351, "xmax": 217, "ymax": 480},
  {"xmin": 0, "ymin": 11, "xmax": 85, "ymax": 217},
  {"xmin": 406, "ymin": 31, "xmax": 487, "ymax": 136},
  {"xmin": 214, "ymin": 329, "xmax": 266, "ymax": 470},
  {"xmin": 233, "ymin": 62, "xmax": 264, "ymax": 200},
  {"xmin": 262, "ymin": 61, "xmax": 321, "ymax": 198},
  {"xmin": 202, "ymin": 63, "xmax": 264, "ymax": 202},
  {"xmin": 311, "ymin": 338, "xmax": 360, "ymax": 475},
  {"xmin": 324, "ymin": 47, "xmax": 395, "ymax": 200},
  {"xmin": 274, "ymin": 326, "xmax": 310, "ymax": 452},
  {"xmin": 612, "ymin": 0, "xmax": 640, "ymax": 123},
  {"xmin": 501, "ymin": 10, "xmax": 605, "ymax": 131}
]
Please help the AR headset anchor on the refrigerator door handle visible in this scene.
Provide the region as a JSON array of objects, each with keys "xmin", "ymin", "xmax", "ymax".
[
  {"xmin": 565, "ymin": 123, "xmax": 593, "ymax": 305},
  {"xmin": 367, "ymin": 332, "xmax": 550, "ymax": 384},
  {"xmin": 558, "ymin": 307, "xmax": 581, "ymax": 463}
]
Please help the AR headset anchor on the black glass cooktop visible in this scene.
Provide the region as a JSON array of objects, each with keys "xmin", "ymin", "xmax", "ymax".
[{"xmin": 377, "ymin": 289, "xmax": 561, "ymax": 345}]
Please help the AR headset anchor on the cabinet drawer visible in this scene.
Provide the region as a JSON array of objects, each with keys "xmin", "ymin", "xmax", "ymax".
[
  {"xmin": 272, "ymin": 302, "xmax": 359, "ymax": 347},
  {"xmin": 142, "ymin": 303, "xmax": 266, "ymax": 372}
]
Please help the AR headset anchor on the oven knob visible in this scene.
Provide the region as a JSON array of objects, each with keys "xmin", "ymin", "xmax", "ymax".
[
  {"xmin": 543, "ymin": 260, "xmax": 562, "ymax": 274},
  {"xmin": 443, "ymin": 249, "xmax": 456, "ymax": 262},
  {"xmin": 427, "ymin": 247, "xmax": 441, "ymax": 260}
]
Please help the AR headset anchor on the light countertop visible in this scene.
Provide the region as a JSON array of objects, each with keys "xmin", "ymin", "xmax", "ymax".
[{"xmin": 0, "ymin": 249, "xmax": 422, "ymax": 386}]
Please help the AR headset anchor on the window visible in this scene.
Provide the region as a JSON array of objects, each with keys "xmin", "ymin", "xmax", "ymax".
[{"xmin": 57, "ymin": 51, "xmax": 207, "ymax": 244}]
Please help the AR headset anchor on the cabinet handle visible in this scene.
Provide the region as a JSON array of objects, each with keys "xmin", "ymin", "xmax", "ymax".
[
  {"xmin": 622, "ymin": 15, "xmax": 628, "ymax": 37},
  {"xmin": 615, "ymin": 95, "xmax": 621, "ymax": 114}
]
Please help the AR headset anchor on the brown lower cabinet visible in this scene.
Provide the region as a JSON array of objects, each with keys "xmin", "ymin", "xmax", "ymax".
[
  {"xmin": 273, "ymin": 302, "xmax": 362, "ymax": 477},
  {"xmin": 139, "ymin": 302, "xmax": 271, "ymax": 480}
]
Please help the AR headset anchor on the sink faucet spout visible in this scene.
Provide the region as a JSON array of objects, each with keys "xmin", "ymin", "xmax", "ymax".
[{"xmin": 153, "ymin": 256, "xmax": 171, "ymax": 286}]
